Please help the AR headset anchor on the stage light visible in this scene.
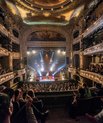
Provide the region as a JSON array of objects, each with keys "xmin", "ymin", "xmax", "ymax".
[
  {"xmin": 50, "ymin": 59, "xmax": 52, "ymax": 63},
  {"xmin": 50, "ymin": 67, "xmax": 53, "ymax": 72},
  {"xmin": 32, "ymin": 50, "xmax": 36, "ymax": 54},
  {"xmin": 53, "ymin": 64, "xmax": 66, "ymax": 75},
  {"xmin": 57, "ymin": 49, "xmax": 61, "ymax": 54},
  {"xmin": 27, "ymin": 51, "xmax": 30, "ymax": 55},
  {"xmin": 30, "ymin": 79, "xmax": 33, "ymax": 82},
  {"xmin": 41, "ymin": 68, "xmax": 44, "ymax": 72},
  {"xmin": 62, "ymin": 51, "xmax": 66, "ymax": 55},
  {"xmin": 46, "ymin": 72, "xmax": 49, "ymax": 76}
]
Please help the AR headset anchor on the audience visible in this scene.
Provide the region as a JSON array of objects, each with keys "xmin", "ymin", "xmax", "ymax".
[
  {"xmin": 22, "ymin": 82, "xmax": 78, "ymax": 93},
  {"xmin": 0, "ymin": 63, "xmax": 12, "ymax": 75},
  {"xmin": 0, "ymin": 80, "xmax": 103, "ymax": 123},
  {"xmin": 86, "ymin": 63, "xmax": 103, "ymax": 75},
  {"xmin": 0, "ymin": 93, "xmax": 11, "ymax": 123},
  {"xmin": 28, "ymin": 89, "xmax": 49, "ymax": 123}
]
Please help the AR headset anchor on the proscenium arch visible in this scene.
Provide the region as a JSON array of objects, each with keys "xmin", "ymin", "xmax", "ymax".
[
  {"xmin": 27, "ymin": 31, "xmax": 66, "ymax": 41},
  {"xmin": 20, "ymin": 25, "xmax": 70, "ymax": 57}
]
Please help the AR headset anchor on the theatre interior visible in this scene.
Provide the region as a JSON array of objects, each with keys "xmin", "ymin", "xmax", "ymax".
[{"xmin": 0, "ymin": 0, "xmax": 103, "ymax": 123}]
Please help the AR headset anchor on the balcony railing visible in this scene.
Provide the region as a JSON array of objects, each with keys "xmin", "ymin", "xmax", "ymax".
[
  {"xmin": 0, "ymin": 24, "xmax": 8, "ymax": 36},
  {"xmin": 12, "ymin": 52, "xmax": 20, "ymax": 59},
  {"xmin": 80, "ymin": 70, "xmax": 103, "ymax": 84},
  {"xmin": 68, "ymin": 67, "xmax": 77, "ymax": 74},
  {"xmin": 83, "ymin": 14, "xmax": 103, "ymax": 37},
  {"xmin": 83, "ymin": 42, "xmax": 103, "ymax": 55},
  {"xmin": 0, "ymin": 46, "xmax": 9, "ymax": 56},
  {"xmin": 0, "ymin": 72, "xmax": 14, "ymax": 85},
  {"xmin": 73, "ymin": 50, "xmax": 80, "ymax": 54},
  {"xmin": 10, "ymin": 34, "xmax": 20, "ymax": 44},
  {"xmin": 73, "ymin": 35, "xmax": 82, "ymax": 44}
]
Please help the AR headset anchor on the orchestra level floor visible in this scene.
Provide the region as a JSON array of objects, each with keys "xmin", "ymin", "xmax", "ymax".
[{"xmin": 46, "ymin": 107, "xmax": 91, "ymax": 123}]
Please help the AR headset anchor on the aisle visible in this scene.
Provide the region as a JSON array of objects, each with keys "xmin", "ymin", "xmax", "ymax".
[{"xmin": 46, "ymin": 107, "xmax": 91, "ymax": 123}]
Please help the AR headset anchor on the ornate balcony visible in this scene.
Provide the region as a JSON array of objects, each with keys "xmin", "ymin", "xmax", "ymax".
[
  {"xmin": 0, "ymin": 24, "xmax": 8, "ymax": 36},
  {"xmin": 83, "ymin": 14, "xmax": 103, "ymax": 37},
  {"xmin": 0, "ymin": 72, "xmax": 14, "ymax": 85},
  {"xmin": 80, "ymin": 70, "xmax": 103, "ymax": 84},
  {"xmin": 12, "ymin": 52, "xmax": 20, "ymax": 59},
  {"xmin": 10, "ymin": 34, "xmax": 20, "ymax": 44},
  {"xmin": 83, "ymin": 42, "xmax": 103, "ymax": 55},
  {"xmin": 68, "ymin": 67, "xmax": 77, "ymax": 74},
  {"xmin": 73, "ymin": 35, "xmax": 82, "ymax": 44},
  {"xmin": 73, "ymin": 51, "xmax": 80, "ymax": 54},
  {"xmin": 0, "ymin": 46, "xmax": 9, "ymax": 56}
]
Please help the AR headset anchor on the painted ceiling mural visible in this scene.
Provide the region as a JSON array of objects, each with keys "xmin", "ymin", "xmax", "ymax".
[
  {"xmin": 0, "ymin": 0, "xmax": 93, "ymax": 25},
  {"xmin": 28, "ymin": 31, "xmax": 66, "ymax": 41},
  {"xmin": 25, "ymin": 0, "xmax": 68, "ymax": 7}
]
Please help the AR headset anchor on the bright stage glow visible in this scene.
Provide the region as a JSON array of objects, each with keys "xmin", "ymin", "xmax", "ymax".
[
  {"xmin": 40, "ymin": 79, "xmax": 55, "ymax": 82},
  {"xmin": 50, "ymin": 63, "xmax": 55, "ymax": 72},
  {"xmin": 46, "ymin": 72, "xmax": 49, "ymax": 76},
  {"xmin": 27, "ymin": 48, "xmax": 66, "ymax": 79},
  {"xmin": 52, "ymin": 64, "xmax": 66, "ymax": 75},
  {"xmin": 50, "ymin": 67, "xmax": 53, "ymax": 72},
  {"xmin": 57, "ymin": 49, "xmax": 61, "ymax": 54},
  {"xmin": 41, "ymin": 67, "xmax": 44, "ymax": 72},
  {"xmin": 32, "ymin": 50, "xmax": 36, "ymax": 54},
  {"xmin": 62, "ymin": 51, "xmax": 66, "ymax": 55},
  {"xmin": 27, "ymin": 51, "xmax": 30, "ymax": 55},
  {"xmin": 39, "ymin": 76, "xmax": 55, "ymax": 82}
]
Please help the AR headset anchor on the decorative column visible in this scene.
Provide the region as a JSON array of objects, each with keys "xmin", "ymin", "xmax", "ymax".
[
  {"xmin": 80, "ymin": 52, "xmax": 84, "ymax": 69},
  {"xmin": 9, "ymin": 52, "xmax": 13, "ymax": 87}
]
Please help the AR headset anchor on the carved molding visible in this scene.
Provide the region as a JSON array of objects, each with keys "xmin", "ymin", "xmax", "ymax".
[
  {"xmin": 83, "ymin": 14, "xmax": 103, "ymax": 37},
  {"xmin": 80, "ymin": 70, "xmax": 103, "ymax": 85},
  {"xmin": 0, "ymin": 47, "xmax": 9, "ymax": 56},
  {"xmin": 83, "ymin": 42, "xmax": 103, "ymax": 55},
  {"xmin": 0, "ymin": 72, "xmax": 14, "ymax": 85}
]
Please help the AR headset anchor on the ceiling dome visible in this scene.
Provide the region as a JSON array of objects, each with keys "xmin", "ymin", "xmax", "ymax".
[
  {"xmin": 24, "ymin": 0, "xmax": 71, "ymax": 9},
  {"xmin": 28, "ymin": 0, "xmax": 67, "ymax": 7}
]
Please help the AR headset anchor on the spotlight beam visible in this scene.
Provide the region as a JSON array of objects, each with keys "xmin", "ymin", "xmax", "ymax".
[
  {"xmin": 52, "ymin": 64, "xmax": 66, "ymax": 75},
  {"xmin": 27, "ymin": 65, "xmax": 36, "ymax": 71},
  {"xmin": 50, "ymin": 52, "xmax": 54, "ymax": 63}
]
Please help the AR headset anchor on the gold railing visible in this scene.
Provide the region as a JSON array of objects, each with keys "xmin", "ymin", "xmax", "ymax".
[
  {"xmin": 0, "ymin": 47, "xmax": 9, "ymax": 56},
  {"xmin": 0, "ymin": 24, "xmax": 19, "ymax": 44},
  {"xmin": 83, "ymin": 14, "xmax": 103, "ymax": 37},
  {"xmin": 80, "ymin": 70, "xmax": 103, "ymax": 84},
  {"xmin": 10, "ymin": 34, "xmax": 20, "ymax": 44},
  {"xmin": 73, "ymin": 35, "xmax": 82, "ymax": 44},
  {"xmin": 0, "ymin": 72, "xmax": 14, "ymax": 85},
  {"xmin": 12, "ymin": 52, "xmax": 20, "ymax": 59},
  {"xmin": 68, "ymin": 67, "xmax": 77, "ymax": 74},
  {"xmin": 83, "ymin": 42, "xmax": 103, "ymax": 55},
  {"xmin": 0, "ymin": 24, "xmax": 8, "ymax": 36}
]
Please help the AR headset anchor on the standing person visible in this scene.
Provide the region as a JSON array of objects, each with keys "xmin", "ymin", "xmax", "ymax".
[
  {"xmin": 0, "ymin": 93, "xmax": 11, "ymax": 123},
  {"xmin": 83, "ymin": 83, "xmax": 92, "ymax": 98}
]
